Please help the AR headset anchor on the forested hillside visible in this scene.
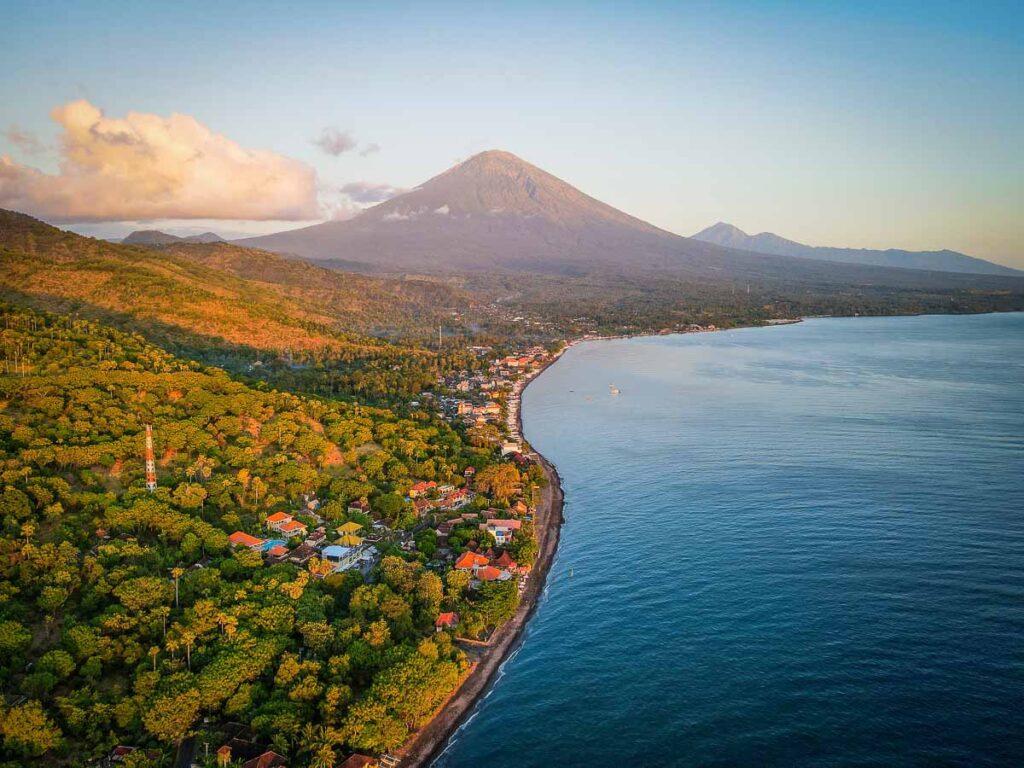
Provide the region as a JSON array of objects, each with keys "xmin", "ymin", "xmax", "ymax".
[
  {"xmin": 0, "ymin": 210, "xmax": 500, "ymax": 402},
  {"xmin": 0, "ymin": 306, "xmax": 524, "ymax": 767}
]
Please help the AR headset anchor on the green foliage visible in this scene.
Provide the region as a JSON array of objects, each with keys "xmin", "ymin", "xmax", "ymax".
[
  {"xmin": 0, "ymin": 700, "xmax": 62, "ymax": 757},
  {"xmin": 0, "ymin": 304, "xmax": 527, "ymax": 766}
]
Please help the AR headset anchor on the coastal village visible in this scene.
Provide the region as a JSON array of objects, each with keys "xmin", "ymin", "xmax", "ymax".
[{"xmin": 129, "ymin": 345, "xmax": 562, "ymax": 768}]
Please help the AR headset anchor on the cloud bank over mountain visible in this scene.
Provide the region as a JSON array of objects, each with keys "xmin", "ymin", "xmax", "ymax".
[
  {"xmin": 0, "ymin": 100, "xmax": 320, "ymax": 221},
  {"xmin": 339, "ymin": 181, "xmax": 407, "ymax": 203}
]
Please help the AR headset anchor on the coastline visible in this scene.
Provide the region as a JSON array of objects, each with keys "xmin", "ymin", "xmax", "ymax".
[
  {"xmin": 397, "ymin": 325, "xmax": 784, "ymax": 766},
  {"xmin": 401, "ymin": 309, "xmax": 1024, "ymax": 765},
  {"xmin": 394, "ymin": 324, "xmax": 804, "ymax": 765},
  {"xmin": 395, "ymin": 349, "xmax": 568, "ymax": 768}
]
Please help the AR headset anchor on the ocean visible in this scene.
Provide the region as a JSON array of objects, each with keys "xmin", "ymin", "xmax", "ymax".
[{"xmin": 433, "ymin": 313, "xmax": 1024, "ymax": 768}]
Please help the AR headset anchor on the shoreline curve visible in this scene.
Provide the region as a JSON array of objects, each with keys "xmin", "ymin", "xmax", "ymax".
[{"xmin": 395, "ymin": 349, "xmax": 568, "ymax": 768}]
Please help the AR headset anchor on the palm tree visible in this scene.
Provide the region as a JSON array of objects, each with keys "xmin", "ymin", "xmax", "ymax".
[
  {"xmin": 300, "ymin": 724, "xmax": 336, "ymax": 768},
  {"xmin": 155, "ymin": 606, "xmax": 171, "ymax": 639},
  {"xmin": 171, "ymin": 567, "xmax": 184, "ymax": 608},
  {"xmin": 310, "ymin": 744, "xmax": 336, "ymax": 768},
  {"xmin": 181, "ymin": 630, "xmax": 195, "ymax": 671}
]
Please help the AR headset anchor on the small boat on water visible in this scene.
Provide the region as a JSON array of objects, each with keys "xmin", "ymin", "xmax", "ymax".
[{"xmin": 609, "ymin": 385, "xmax": 621, "ymax": 395}]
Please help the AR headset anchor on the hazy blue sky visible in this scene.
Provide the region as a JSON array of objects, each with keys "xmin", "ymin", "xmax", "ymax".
[{"xmin": 2, "ymin": 0, "xmax": 1022, "ymax": 266}]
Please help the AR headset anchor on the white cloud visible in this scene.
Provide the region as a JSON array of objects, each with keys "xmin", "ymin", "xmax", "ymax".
[
  {"xmin": 0, "ymin": 100, "xmax": 320, "ymax": 221},
  {"xmin": 340, "ymin": 180, "xmax": 407, "ymax": 204}
]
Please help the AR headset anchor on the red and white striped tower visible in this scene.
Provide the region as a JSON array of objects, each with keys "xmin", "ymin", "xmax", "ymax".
[{"xmin": 144, "ymin": 424, "xmax": 157, "ymax": 492}]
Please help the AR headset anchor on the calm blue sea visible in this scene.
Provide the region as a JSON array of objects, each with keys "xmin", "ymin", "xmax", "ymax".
[{"xmin": 434, "ymin": 313, "xmax": 1024, "ymax": 768}]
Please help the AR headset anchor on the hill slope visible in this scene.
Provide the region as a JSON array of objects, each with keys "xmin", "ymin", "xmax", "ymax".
[
  {"xmin": 0, "ymin": 209, "xmax": 473, "ymax": 352},
  {"xmin": 693, "ymin": 222, "xmax": 1020, "ymax": 276}
]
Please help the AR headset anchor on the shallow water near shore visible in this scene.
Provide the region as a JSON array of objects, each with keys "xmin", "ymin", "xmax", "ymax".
[{"xmin": 434, "ymin": 313, "xmax": 1024, "ymax": 768}]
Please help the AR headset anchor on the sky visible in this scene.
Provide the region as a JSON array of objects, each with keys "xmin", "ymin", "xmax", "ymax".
[{"xmin": 1, "ymin": 0, "xmax": 1022, "ymax": 266}]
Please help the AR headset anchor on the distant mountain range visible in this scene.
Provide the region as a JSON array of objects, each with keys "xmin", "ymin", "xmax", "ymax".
[
  {"xmin": 692, "ymin": 222, "xmax": 1020, "ymax": 277},
  {"xmin": 123, "ymin": 229, "xmax": 225, "ymax": 245},
  {"xmin": 238, "ymin": 150, "xmax": 1023, "ymax": 284},
  {"xmin": 234, "ymin": 150, "xmax": 834, "ymax": 280}
]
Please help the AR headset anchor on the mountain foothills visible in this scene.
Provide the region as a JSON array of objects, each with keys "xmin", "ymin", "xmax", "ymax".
[
  {"xmin": 5, "ymin": 168, "xmax": 1024, "ymax": 394},
  {"xmin": 0, "ymin": 210, "xmax": 517, "ymax": 402},
  {"xmin": 692, "ymin": 222, "xmax": 1021, "ymax": 276}
]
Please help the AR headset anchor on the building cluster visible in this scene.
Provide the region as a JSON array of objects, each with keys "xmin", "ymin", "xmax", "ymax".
[
  {"xmin": 435, "ymin": 346, "xmax": 552, "ymax": 431},
  {"xmin": 409, "ymin": 476, "xmax": 475, "ymax": 517},
  {"xmin": 431, "ymin": 498, "xmax": 534, "ymax": 596},
  {"xmin": 228, "ymin": 496, "xmax": 381, "ymax": 577}
]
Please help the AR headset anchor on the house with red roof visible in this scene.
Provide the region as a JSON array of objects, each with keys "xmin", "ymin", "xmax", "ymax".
[
  {"xmin": 435, "ymin": 611, "xmax": 460, "ymax": 631},
  {"xmin": 491, "ymin": 550, "xmax": 517, "ymax": 570},
  {"xmin": 409, "ymin": 480, "xmax": 438, "ymax": 498},
  {"xmin": 454, "ymin": 551, "xmax": 490, "ymax": 571},
  {"xmin": 240, "ymin": 751, "xmax": 287, "ymax": 768},
  {"xmin": 413, "ymin": 498, "xmax": 437, "ymax": 516},
  {"xmin": 265, "ymin": 544, "xmax": 290, "ymax": 559},
  {"xmin": 278, "ymin": 519, "xmax": 308, "ymax": 537},
  {"xmin": 264, "ymin": 511, "xmax": 293, "ymax": 532},
  {"xmin": 229, "ymin": 531, "xmax": 264, "ymax": 550},
  {"xmin": 440, "ymin": 487, "xmax": 472, "ymax": 510},
  {"xmin": 475, "ymin": 566, "xmax": 510, "ymax": 582}
]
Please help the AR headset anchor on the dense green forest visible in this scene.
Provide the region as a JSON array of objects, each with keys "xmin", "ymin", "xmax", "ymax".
[{"xmin": 0, "ymin": 305, "xmax": 526, "ymax": 767}]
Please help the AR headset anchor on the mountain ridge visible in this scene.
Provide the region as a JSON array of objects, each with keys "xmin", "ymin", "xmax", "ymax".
[
  {"xmin": 238, "ymin": 150, "xmax": 1024, "ymax": 283},
  {"xmin": 692, "ymin": 222, "xmax": 1020, "ymax": 276},
  {"xmin": 123, "ymin": 229, "xmax": 225, "ymax": 245}
]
